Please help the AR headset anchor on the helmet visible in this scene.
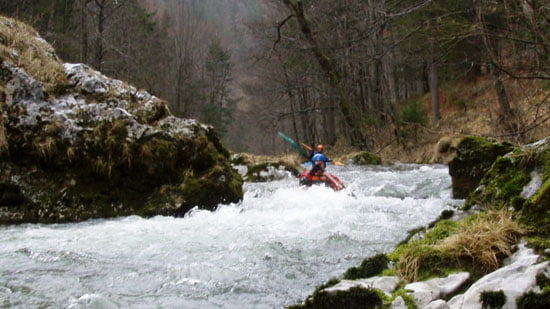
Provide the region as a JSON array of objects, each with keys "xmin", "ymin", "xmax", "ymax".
[{"xmin": 316, "ymin": 144, "xmax": 324, "ymax": 152}]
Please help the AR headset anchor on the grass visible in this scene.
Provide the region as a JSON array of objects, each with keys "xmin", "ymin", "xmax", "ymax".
[
  {"xmin": 0, "ymin": 106, "xmax": 6, "ymax": 153},
  {"xmin": 393, "ymin": 210, "xmax": 523, "ymax": 282},
  {"xmin": 436, "ymin": 209, "xmax": 524, "ymax": 272},
  {"xmin": 0, "ymin": 16, "xmax": 65, "ymax": 91}
]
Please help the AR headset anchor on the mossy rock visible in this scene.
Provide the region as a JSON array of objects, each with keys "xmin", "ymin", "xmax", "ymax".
[
  {"xmin": 448, "ymin": 136, "xmax": 513, "ymax": 199},
  {"xmin": 0, "ymin": 20, "xmax": 245, "ymax": 224},
  {"xmin": 519, "ymin": 179, "xmax": 550, "ymax": 236},
  {"xmin": 179, "ymin": 164, "xmax": 243, "ymax": 214},
  {"xmin": 516, "ymin": 290, "xmax": 550, "ymax": 309},
  {"xmin": 343, "ymin": 253, "xmax": 389, "ymax": 280},
  {"xmin": 464, "ymin": 156, "xmax": 532, "ymax": 210},
  {"xmin": 480, "ymin": 290, "xmax": 506, "ymax": 309},
  {"xmin": 463, "ymin": 139, "xmax": 549, "ymax": 236},
  {"xmin": 0, "ymin": 126, "xmax": 244, "ymax": 224},
  {"xmin": 244, "ymin": 162, "xmax": 298, "ymax": 182},
  {"xmin": 351, "ymin": 151, "xmax": 382, "ymax": 165},
  {"xmin": 298, "ymin": 287, "xmax": 383, "ymax": 309}
]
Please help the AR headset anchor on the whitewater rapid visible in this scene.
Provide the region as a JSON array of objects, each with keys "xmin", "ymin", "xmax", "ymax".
[{"xmin": 0, "ymin": 164, "xmax": 462, "ymax": 308}]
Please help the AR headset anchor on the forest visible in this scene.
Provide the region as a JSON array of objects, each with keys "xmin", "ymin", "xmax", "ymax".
[{"xmin": 1, "ymin": 0, "xmax": 548, "ymax": 154}]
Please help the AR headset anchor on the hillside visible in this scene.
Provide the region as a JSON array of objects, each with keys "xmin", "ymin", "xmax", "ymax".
[{"xmin": 347, "ymin": 77, "xmax": 550, "ymax": 164}]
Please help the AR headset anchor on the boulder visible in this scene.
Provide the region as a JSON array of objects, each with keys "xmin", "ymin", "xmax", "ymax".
[
  {"xmin": 0, "ymin": 17, "xmax": 243, "ymax": 224},
  {"xmin": 390, "ymin": 296, "xmax": 407, "ymax": 309},
  {"xmin": 448, "ymin": 136, "xmax": 513, "ymax": 199},
  {"xmin": 351, "ymin": 151, "xmax": 382, "ymax": 165},
  {"xmin": 405, "ymin": 272, "xmax": 470, "ymax": 308},
  {"xmin": 448, "ymin": 244, "xmax": 549, "ymax": 309},
  {"xmin": 464, "ymin": 137, "xmax": 549, "ymax": 234},
  {"xmin": 323, "ymin": 276, "xmax": 400, "ymax": 297}
]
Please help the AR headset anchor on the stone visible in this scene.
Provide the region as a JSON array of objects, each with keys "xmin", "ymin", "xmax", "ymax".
[
  {"xmin": 0, "ymin": 18, "xmax": 243, "ymax": 224},
  {"xmin": 425, "ymin": 299, "xmax": 450, "ymax": 309},
  {"xmin": 448, "ymin": 136, "xmax": 513, "ymax": 199},
  {"xmin": 323, "ymin": 276, "xmax": 400, "ymax": 297},
  {"xmin": 390, "ymin": 296, "xmax": 407, "ymax": 309},
  {"xmin": 405, "ymin": 272, "xmax": 470, "ymax": 308},
  {"xmin": 351, "ymin": 151, "xmax": 382, "ymax": 165},
  {"xmin": 449, "ymin": 244, "xmax": 549, "ymax": 309}
]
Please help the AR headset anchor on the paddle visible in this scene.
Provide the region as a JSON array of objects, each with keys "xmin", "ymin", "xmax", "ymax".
[{"xmin": 278, "ymin": 131, "xmax": 308, "ymax": 159}]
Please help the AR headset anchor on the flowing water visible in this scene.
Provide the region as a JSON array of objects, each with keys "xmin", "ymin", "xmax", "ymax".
[{"xmin": 0, "ymin": 164, "xmax": 462, "ymax": 308}]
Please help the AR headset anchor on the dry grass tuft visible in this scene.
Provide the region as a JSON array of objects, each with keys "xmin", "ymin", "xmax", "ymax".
[
  {"xmin": 0, "ymin": 104, "xmax": 7, "ymax": 153},
  {"xmin": 0, "ymin": 121, "xmax": 7, "ymax": 153},
  {"xmin": 437, "ymin": 209, "xmax": 525, "ymax": 271},
  {"xmin": 34, "ymin": 136, "xmax": 57, "ymax": 158},
  {"xmin": 235, "ymin": 152, "xmax": 303, "ymax": 168},
  {"xmin": 0, "ymin": 16, "xmax": 65, "ymax": 90},
  {"xmin": 396, "ymin": 209, "xmax": 524, "ymax": 282}
]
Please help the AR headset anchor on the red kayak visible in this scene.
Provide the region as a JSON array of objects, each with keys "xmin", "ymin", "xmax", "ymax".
[{"xmin": 298, "ymin": 170, "xmax": 345, "ymax": 191}]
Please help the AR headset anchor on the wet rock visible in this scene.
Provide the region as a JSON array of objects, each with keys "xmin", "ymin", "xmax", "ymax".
[
  {"xmin": 0, "ymin": 17, "xmax": 243, "ymax": 224},
  {"xmin": 390, "ymin": 296, "xmax": 407, "ymax": 309},
  {"xmin": 449, "ymin": 244, "xmax": 549, "ymax": 309},
  {"xmin": 405, "ymin": 272, "xmax": 470, "ymax": 308},
  {"xmin": 463, "ymin": 137, "xmax": 549, "ymax": 234},
  {"xmin": 351, "ymin": 151, "xmax": 382, "ymax": 165},
  {"xmin": 425, "ymin": 299, "xmax": 450, "ymax": 309},
  {"xmin": 448, "ymin": 136, "xmax": 513, "ymax": 199},
  {"xmin": 323, "ymin": 276, "xmax": 400, "ymax": 297}
]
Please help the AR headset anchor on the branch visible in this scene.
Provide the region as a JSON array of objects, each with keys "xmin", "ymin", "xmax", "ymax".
[
  {"xmin": 481, "ymin": 112, "xmax": 550, "ymax": 139},
  {"xmin": 381, "ymin": 0, "xmax": 433, "ymax": 18},
  {"xmin": 277, "ymin": 106, "xmax": 338, "ymax": 120},
  {"xmin": 274, "ymin": 14, "xmax": 293, "ymax": 46}
]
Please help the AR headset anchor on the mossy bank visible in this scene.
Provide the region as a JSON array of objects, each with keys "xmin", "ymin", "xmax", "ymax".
[
  {"xmin": 0, "ymin": 16, "xmax": 243, "ymax": 224},
  {"xmin": 290, "ymin": 136, "xmax": 549, "ymax": 308}
]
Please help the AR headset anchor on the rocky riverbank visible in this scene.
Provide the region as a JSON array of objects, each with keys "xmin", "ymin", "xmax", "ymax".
[
  {"xmin": 288, "ymin": 136, "xmax": 549, "ymax": 309},
  {"xmin": 0, "ymin": 16, "xmax": 242, "ymax": 224}
]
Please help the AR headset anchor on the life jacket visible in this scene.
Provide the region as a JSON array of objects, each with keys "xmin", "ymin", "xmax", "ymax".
[{"xmin": 311, "ymin": 153, "xmax": 329, "ymax": 165}]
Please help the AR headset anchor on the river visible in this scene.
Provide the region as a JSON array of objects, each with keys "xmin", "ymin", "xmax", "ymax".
[{"xmin": 0, "ymin": 164, "xmax": 462, "ymax": 308}]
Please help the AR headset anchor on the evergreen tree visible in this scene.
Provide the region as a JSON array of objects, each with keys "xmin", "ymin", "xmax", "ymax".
[{"xmin": 201, "ymin": 42, "xmax": 238, "ymax": 137}]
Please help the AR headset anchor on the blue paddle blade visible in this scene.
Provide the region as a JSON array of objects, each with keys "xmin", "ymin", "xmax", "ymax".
[{"xmin": 278, "ymin": 131, "xmax": 308, "ymax": 158}]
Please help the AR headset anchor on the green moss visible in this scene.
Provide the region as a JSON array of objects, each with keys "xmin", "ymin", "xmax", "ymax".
[
  {"xmin": 305, "ymin": 287, "xmax": 383, "ymax": 309},
  {"xmin": 519, "ymin": 179, "xmax": 550, "ymax": 235},
  {"xmin": 343, "ymin": 253, "xmax": 389, "ymax": 280},
  {"xmin": 480, "ymin": 290, "xmax": 506, "ymax": 309},
  {"xmin": 179, "ymin": 164, "xmax": 243, "ymax": 214},
  {"xmin": 246, "ymin": 163, "xmax": 280, "ymax": 182},
  {"xmin": 423, "ymin": 220, "xmax": 460, "ymax": 244},
  {"xmin": 516, "ymin": 290, "xmax": 550, "ymax": 309},
  {"xmin": 449, "ymin": 136, "xmax": 513, "ymax": 199},
  {"xmin": 542, "ymin": 149, "xmax": 550, "ymax": 181},
  {"xmin": 399, "ymin": 245, "xmax": 456, "ymax": 281},
  {"xmin": 525, "ymin": 236, "xmax": 550, "ymax": 254},
  {"xmin": 536, "ymin": 273, "xmax": 550, "ymax": 289},
  {"xmin": 389, "ymin": 220, "xmax": 474, "ymax": 282},
  {"xmin": 390, "ymin": 287, "xmax": 418, "ymax": 309},
  {"xmin": 397, "ymin": 227, "xmax": 427, "ymax": 247},
  {"xmin": 351, "ymin": 151, "xmax": 382, "ymax": 165},
  {"xmin": 465, "ymin": 156, "xmax": 533, "ymax": 210}
]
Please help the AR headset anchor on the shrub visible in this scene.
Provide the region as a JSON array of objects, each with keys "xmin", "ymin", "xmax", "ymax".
[
  {"xmin": 399, "ymin": 100, "xmax": 427, "ymax": 126},
  {"xmin": 480, "ymin": 290, "xmax": 506, "ymax": 309},
  {"xmin": 343, "ymin": 253, "xmax": 389, "ymax": 280},
  {"xmin": 309, "ymin": 287, "xmax": 383, "ymax": 309},
  {"xmin": 516, "ymin": 290, "xmax": 550, "ymax": 309}
]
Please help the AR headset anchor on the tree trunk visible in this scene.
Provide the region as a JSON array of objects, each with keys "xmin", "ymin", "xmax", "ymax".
[
  {"xmin": 80, "ymin": 0, "xmax": 89, "ymax": 63},
  {"xmin": 489, "ymin": 62, "xmax": 512, "ymax": 117},
  {"xmin": 428, "ymin": 40, "xmax": 440, "ymax": 125},
  {"xmin": 282, "ymin": 0, "xmax": 366, "ymax": 149},
  {"xmin": 477, "ymin": 4, "xmax": 513, "ymax": 119}
]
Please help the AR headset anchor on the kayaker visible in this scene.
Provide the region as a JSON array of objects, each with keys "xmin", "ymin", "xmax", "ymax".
[{"xmin": 310, "ymin": 145, "xmax": 331, "ymax": 168}]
